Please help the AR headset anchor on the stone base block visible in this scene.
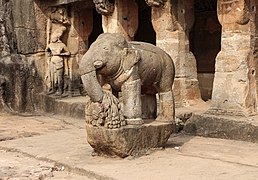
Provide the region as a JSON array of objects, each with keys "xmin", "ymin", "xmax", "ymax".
[
  {"xmin": 184, "ymin": 113, "xmax": 258, "ymax": 143},
  {"xmin": 33, "ymin": 93, "xmax": 86, "ymax": 119},
  {"xmin": 173, "ymin": 78, "xmax": 202, "ymax": 107},
  {"xmin": 86, "ymin": 121, "xmax": 175, "ymax": 158}
]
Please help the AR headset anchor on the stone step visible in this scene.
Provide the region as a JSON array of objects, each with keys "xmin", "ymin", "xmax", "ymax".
[
  {"xmin": 34, "ymin": 93, "xmax": 87, "ymax": 119},
  {"xmin": 184, "ymin": 113, "xmax": 258, "ymax": 143}
]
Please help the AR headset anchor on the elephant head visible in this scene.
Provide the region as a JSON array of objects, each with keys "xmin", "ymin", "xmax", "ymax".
[{"xmin": 79, "ymin": 33, "xmax": 140, "ymax": 103}]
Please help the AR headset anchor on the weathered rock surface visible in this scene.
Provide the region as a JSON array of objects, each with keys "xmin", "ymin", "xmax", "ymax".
[
  {"xmin": 184, "ymin": 113, "xmax": 258, "ymax": 143},
  {"xmin": 86, "ymin": 121, "xmax": 174, "ymax": 157}
]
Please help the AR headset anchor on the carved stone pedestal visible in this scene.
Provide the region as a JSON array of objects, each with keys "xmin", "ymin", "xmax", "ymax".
[
  {"xmin": 80, "ymin": 33, "xmax": 175, "ymax": 158},
  {"xmin": 86, "ymin": 120, "xmax": 174, "ymax": 158}
]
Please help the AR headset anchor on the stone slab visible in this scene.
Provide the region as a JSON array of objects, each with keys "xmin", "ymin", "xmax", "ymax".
[
  {"xmin": 0, "ymin": 116, "xmax": 258, "ymax": 180},
  {"xmin": 184, "ymin": 113, "xmax": 258, "ymax": 143},
  {"xmin": 86, "ymin": 121, "xmax": 175, "ymax": 157},
  {"xmin": 34, "ymin": 93, "xmax": 86, "ymax": 119}
]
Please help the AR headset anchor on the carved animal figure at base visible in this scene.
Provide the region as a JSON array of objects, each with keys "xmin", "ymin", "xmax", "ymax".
[{"xmin": 79, "ymin": 33, "xmax": 175, "ymax": 126}]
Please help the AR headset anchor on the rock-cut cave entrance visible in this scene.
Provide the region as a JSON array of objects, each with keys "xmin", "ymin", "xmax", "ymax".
[{"xmin": 190, "ymin": 0, "xmax": 222, "ymax": 101}]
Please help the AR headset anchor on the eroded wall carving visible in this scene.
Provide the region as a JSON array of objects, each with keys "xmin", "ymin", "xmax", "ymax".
[
  {"xmin": 145, "ymin": 0, "xmax": 166, "ymax": 7},
  {"xmin": 46, "ymin": 26, "xmax": 70, "ymax": 96},
  {"xmin": 45, "ymin": 7, "xmax": 71, "ymax": 96},
  {"xmin": 218, "ymin": 0, "xmax": 250, "ymax": 27},
  {"xmin": 93, "ymin": 0, "xmax": 114, "ymax": 16}
]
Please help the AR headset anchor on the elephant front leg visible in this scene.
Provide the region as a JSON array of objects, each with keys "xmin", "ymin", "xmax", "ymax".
[
  {"xmin": 121, "ymin": 79, "xmax": 144, "ymax": 125},
  {"xmin": 156, "ymin": 91, "xmax": 175, "ymax": 123}
]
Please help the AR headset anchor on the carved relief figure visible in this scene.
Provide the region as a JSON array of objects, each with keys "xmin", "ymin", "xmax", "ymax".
[
  {"xmin": 218, "ymin": 0, "xmax": 250, "ymax": 25},
  {"xmin": 79, "ymin": 33, "xmax": 175, "ymax": 128},
  {"xmin": 50, "ymin": 7, "xmax": 70, "ymax": 25},
  {"xmin": 46, "ymin": 26, "xmax": 70, "ymax": 96},
  {"xmin": 93, "ymin": 0, "xmax": 114, "ymax": 16},
  {"xmin": 145, "ymin": 0, "xmax": 166, "ymax": 7}
]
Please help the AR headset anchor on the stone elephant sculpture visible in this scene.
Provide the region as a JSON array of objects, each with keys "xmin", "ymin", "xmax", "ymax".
[{"xmin": 79, "ymin": 33, "xmax": 175, "ymax": 125}]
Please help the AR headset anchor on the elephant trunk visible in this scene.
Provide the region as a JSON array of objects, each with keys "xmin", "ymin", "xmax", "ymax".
[{"xmin": 81, "ymin": 71, "xmax": 104, "ymax": 103}]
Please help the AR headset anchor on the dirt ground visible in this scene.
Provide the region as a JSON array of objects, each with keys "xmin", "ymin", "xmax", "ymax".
[
  {"xmin": 0, "ymin": 149, "xmax": 90, "ymax": 180},
  {"xmin": 0, "ymin": 113, "xmax": 90, "ymax": 180}
]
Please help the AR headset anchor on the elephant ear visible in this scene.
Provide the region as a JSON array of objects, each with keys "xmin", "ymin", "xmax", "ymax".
[{"xmin": 122, "ymin": 48, "xmax": 141, "ymax": 71}]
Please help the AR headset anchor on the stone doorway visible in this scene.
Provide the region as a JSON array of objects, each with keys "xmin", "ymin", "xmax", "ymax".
[
  {"xmin": 190, "ymin": 0, "xmax": 221, "ymax": 101},
  {"xmin": 134, "ymin": 0, "xmax": 156, "ymax": 45}
]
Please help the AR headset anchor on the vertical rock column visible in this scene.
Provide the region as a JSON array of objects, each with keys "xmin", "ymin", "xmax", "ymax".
[
  {"xmin": 209, "ymin": 0, "xmax": 257, "ymax": 116},
  {"xmin": 68, "ymin": 8, "xmax": 93, "ymax": 58},
  {"xmin": 67, "ymin": 6, "xmax": 93, "ymax": 95},
  {"xmin": 99, "ymin": 0, "xmax": 138, "ymax": 40},
  {"xmin": 254, "ymin": 1, "xmax": 258, "ymax": 102},
  {"xmin": 148, "ymin": 0, "xmax": 202, "ymax": 107}
]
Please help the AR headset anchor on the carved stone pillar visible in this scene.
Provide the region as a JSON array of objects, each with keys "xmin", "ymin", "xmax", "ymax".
[
  {"xmin": 209, "ymin": 0, "xmax": 257, "ymax": 116},
  {"xmin": 94, "ymin": 0, "xmax": 138, "ymax": 40},
  {"xmin": 254, "ymin": 1, "xmax": 258, "ymax": 102},
  {"xmin": 68, "ymin": 7, "xmax": 93, "ymax": 57},
  {"xmin": 66, "ymin": 6, "xmax": 93, "ymax": 95},
  {"xmin": 148, "ymin": 0, "xmax": 202, "ymax": 107}
]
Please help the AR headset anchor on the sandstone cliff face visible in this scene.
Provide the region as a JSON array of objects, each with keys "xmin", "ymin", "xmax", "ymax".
[
  {"xmin": 0, "ymin": 0, "xmax": 13, "ymax": 57},
  {"xmin": 0, "ymin": 0, "xmax": 45, "ymax": 113}
]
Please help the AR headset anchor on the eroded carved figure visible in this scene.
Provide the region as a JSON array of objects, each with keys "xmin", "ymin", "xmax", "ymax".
[
  {"xmin": 79, "ymin": 33, "xmax": 175, "ymax": 129},
  {"xmin": 218, "ymin": 0, "xmax": 250, "ymax": 25},
  {"xmin": 50, "ymin": 7, "xmax": 70, "ymax": 25},
  {"xmin": 145, "ymin": 0, "xmax": 166, "ymax": 7},
  {"xmin": 93, "ymin": 0, "xmax": 114, "ymax": 16},
  {"xmin": 46, "ymin": 26, "xmax": 70, "ymax": 96},
  {"xmin": 85, "ymin": 84, "xmax": 127, "ymax": 129}
]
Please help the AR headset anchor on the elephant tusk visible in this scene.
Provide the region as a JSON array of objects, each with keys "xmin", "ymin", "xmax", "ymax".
[{"xmin": 113, "ymin": 67, "xmax": 134, "ymax": 87}]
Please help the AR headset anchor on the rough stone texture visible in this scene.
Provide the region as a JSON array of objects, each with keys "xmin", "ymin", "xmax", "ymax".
[
  {"xmin": 33, "ymin": 94, "xmax": 85, "ymax": 119},
  {"xmin": 102, "ymin": 0, "xmax": 138, "ymax": 40},
  {"xmin": 150, "ymin": 0, "xmax": 202, "ymax": 107},
  {"xmin": 12, "ymin": 0, "xmax": 42, "ymax": 54},
  {"xmin": 197, "ymin": 73, "xmax": 214, "ymax": 101},
  {"xmin": 0, "ymin": 56, "xmax": 28, "ymax": 112},
  {"xmin": 0, "ymin": 0, "xmax": 46, "ymax": 113},
  {"xmin": 0, "ymin": 54, "xmax": 45, "ymax": 113},
  {"xmin": 86, "ymin": 121, "xmax": 174, "ymax": 157},
  {"xmin": 93, "ymin": 0, "xmax": 114, "ymax": 16},
  {"xmin": 209, "ymin": 0, "xmax": 258, "ymax": 116},
  {"xmin": 184, "ymin": 113, "xmax": 258, "ymax": 143},
  {"xmin": 0, "ymin": 0, "xmax": 15, "ymax": 57}
]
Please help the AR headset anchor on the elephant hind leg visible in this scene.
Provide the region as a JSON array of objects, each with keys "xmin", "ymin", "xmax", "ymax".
[
  {"xmin": 155, "ymin": 60, "xmax": 175, "ymax": 122},
  {"xmin": 156, "ymin": 91, "xmax": 175, "ymax": 123}
]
